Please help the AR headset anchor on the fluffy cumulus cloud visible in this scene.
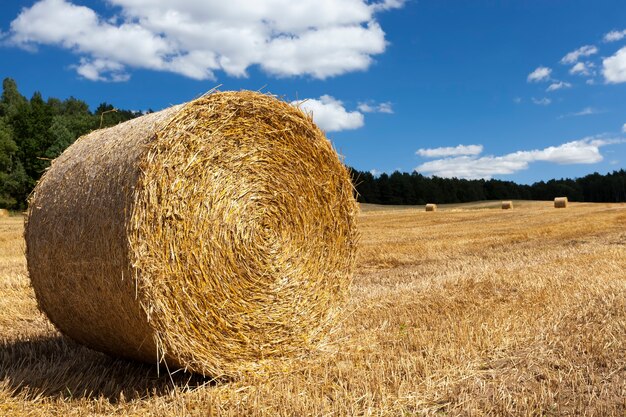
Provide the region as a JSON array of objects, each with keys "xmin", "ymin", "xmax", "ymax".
[
  {"xmin": 604, "ymin": 29, "xmax": 626, "ymax": 43},
  {"xmin": 416, "ymin": 144, "xmax": 483, "ymax": 158},
  {"xmin": 560, "ymin": 45, "xmax": 598, "ymax": 64},
  {"xmin": 415, "ymin": 138, "xmax": 624, "ymax": 179},
  {"xmin": 603, "ymin": 47, "xmax": 626, "ymax": 83},
  {"xmin": 293, "ymin": 95, "xmax": 364, "ymax": 132},
  {"xmin": 570, "ymin": 61, "xmax": 594, "ymax": 76},
  {"xmin": 357, "ymin": 100, "xmax": 393, "ymax": 113},
  {"xmin": 75, "ymin": 58, "xmax": 131, "ymax": 82},
  {"xmin": 6, "ymin": 0, "xmax": 404, "ymax": 81},
  {"xmin": 371, "ymin": 0, "xmax": 405, "ymax": 11},
  {"xmin": 527, "ymin": 66, "xmax": 552, "ymax": 82},
  {"xmin": 527, "ymin": 30, "xmax": 626, "ymax": 85},
  {"xmin": 546, "ymin": 81, "xmax": 571, "ymax": 92}
]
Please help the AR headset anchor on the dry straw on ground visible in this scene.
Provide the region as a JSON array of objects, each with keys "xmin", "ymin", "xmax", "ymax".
[
  {"xmin": 2, "ymin": 202, "xmax": 626, "ymax": 415},
  {"xmin": 425, "ymin": 203, "xmax": 437, "ymax": 212},
  {"xmin": 501, "ymin": 201, "xmax": 513, "ymax": 209},
  {"xmin": 0, "ymin": 209, "xmax": 8, "ymax": 217},
  {"xmin": 554, "ymin": 197, "xmax": 568, "ymax": 208},
  {"xmin": 25, "ymin": 91, "xmax": 359, "ymax": 378}
]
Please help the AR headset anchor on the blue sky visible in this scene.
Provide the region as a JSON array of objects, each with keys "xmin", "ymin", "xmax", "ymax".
[{"xmin": 1, "ymin": 0, "xmax": 625, "ymax": 183}]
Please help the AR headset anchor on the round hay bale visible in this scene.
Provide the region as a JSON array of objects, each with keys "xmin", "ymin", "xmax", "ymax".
[
  {"xmin": 425, "ymin": 203, "xmax": 437, "ymax": 212},
  {"xmin": 0, "ymin": 208, "xmax": 8, "ymax": 217},
  {"xmin": 501, "ymin": 201, "xmax": 513, "ymax": 210},
  {"xmin": 554, "ymin": 197, "xmax": 568, "ymax": 208},
  {"xmin": 25, "ymin": 91, "xmax": 359, "ymax": 377}
]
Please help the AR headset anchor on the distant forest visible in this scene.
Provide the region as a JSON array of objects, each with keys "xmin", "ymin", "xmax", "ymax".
[
  {"xmin": 0, "ymin": 77, "xmax": 624, "ymax": 209},
  {"xmin": 348, "ymin": 168, "xmax": 626, "ymax": 205},
  {"xmin": 0, "ymin": 78, "xmax": 143, "ymax": 209}
]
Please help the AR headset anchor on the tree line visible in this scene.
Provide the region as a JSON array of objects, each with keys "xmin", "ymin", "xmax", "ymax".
[
  {"xmin": 0, "ymin": 77, "xmax": 624, "ymax": 209},
  {"xmin": 347, "ymin": 168, "xmax": 626, "ymax": 205},
  {"xmin": 0, "ymin": 78, "xmax": 144, "ymax": 209}
]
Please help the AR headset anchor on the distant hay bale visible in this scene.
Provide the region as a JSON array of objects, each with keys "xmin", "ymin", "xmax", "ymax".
[
  {"xmin": 501, "ymin": 201, "xmax": 513, "ymax": 210},
  {"xmin": 425, "ymin": 204, "xmax": 437, "ymax": 212},
  {"xmin": 0, "ymin": 209, "xmax": 8, "ymax": 217},
  {"xmin": 554, "ymin": 197, "xmax": 568, "ymax": 208},
  {"xmin": 25, "ymin": 91, "xmax": 359, "ymax": 378}
]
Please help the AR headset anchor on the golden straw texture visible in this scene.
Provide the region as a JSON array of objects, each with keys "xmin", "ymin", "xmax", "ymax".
[
  {"xmin": 0, "ymin": 209, "xmax": 8, "ymax": 217},
  {"xmin": 425, "ymin": 204, "xmax": 437, "ymax": 212},
  {"xmin": 25, "ymin": 91, "xmax": 359, "ymax": 378},
  {"xmin": 501, "ymin": 201, "xmax": 513, "ymax": 210},
  {"xmin": 554, "ymin": 197, "xmax": 568, "ymax": 208}
]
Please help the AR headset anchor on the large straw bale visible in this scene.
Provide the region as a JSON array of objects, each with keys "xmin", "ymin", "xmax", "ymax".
[
  {"xmin": 0, "ymin": 209, "xmax": 8, "ymax": 217},
  {"xmin": 25, "ymin": 91, "xmax": 359, "ymax": 377},
  {"xmin": 554, "ymin": 197, "xmax": 568, "ymax": 208},
  {"xmin": 425, "ymin": 204, "xmax": 437, "ymax": 212},
  {"xmin": 501, "ymin": 201, "xmax": 513, "ymax": 210}
]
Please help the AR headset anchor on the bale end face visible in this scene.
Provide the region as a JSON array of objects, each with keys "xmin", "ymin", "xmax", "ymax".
[
  {"xmin": 25, "ymin": 90, "xmax": 359, "ymax": 378},
  {"xmin": 425, "ymin": 204, "xmax": 437, "ymax": 212},
  {"xmin": 554, "ymin": 197, "xmax": 568, "ymax": 208}
]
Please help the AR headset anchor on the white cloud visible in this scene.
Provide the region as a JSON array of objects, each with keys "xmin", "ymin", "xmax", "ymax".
[
  {"xmin": 572, "ymin": 107, "xmax": 596, "ymax": 116},
  {"xmin": 417, "ymin": 155, "xmax": 529, "ymax": 179},
  {"xmin": 570, "ymin": 61, "xmax": 594, "ymax": 76},
  {"xmin": 8, "ymin": 0, "xmax": 171, "ymax": 81},
  {"xmin": 75, "ymin": 58, "xmax": 130, "ymax": 82},
  {"xmin": 622, "ymin": 123, "xmax": 626, "ymax": 133},
  {"xmin": 532, "ymin": 97, "xmax": 552, "ymax": 106},
  {"xmin": 572, "ymin": 107, "xmax": 598, "ymax": 116},
  {"xmin": 357, "ymin": 101, "xmax": 393, "ymax": 114},
  {"xmin": 604, "ymin": 29, "xmax": 626, "ymax": 43},
  {"xmin": 415, "ymin": 138, "xmax": 624, "ymax": 179},
  {"xmin": 378, "ymin": 103, "xmax": 393, "ymax": 113},
  {"xmin": 527, "ymin": 66, "xmax": 552, "ymax": 82},
  {"xmin": 560, "ymin": 45, "xmax": 598, "ymax": 64},
  {"xmin": 416, "ymin": 144, "xmax": 483, "ymax": 158},
  {"xmin": 559, "ymin": 107, "xmax": 599, "ymax": 119},
  {"xmin": 513, "ymin": 97, "xmax": 522, "ymax": 104},
  {"xmin": 546, "ymin": 81, "xmax": 571, "ymax": 92},
  {"xmin": 603, "ymin": 46, "xmax": 626, "ymax": 83},
  {"xmin": 292, "ymin": 95, "xmax": 364, "ymax": 132},
  {"xmin": 261, "ymin": 22, "xmax": 386, "ymax": 79},
  {"xmin": 371, "ymin": 0, "xmax": 406, "ymax": 11},
  {"xmin": 6, "ymin": 0, "xmax": 403, "ymax": 81}
]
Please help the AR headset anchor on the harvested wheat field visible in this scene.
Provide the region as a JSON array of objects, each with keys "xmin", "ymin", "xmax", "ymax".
[{"xmin": 1, "ymin": 201, "xmax": 625, "ymax": 416}]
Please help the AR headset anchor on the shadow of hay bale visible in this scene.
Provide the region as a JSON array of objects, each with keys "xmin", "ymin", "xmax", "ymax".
[{"xmin": 0, "ymin": 336, "xmax": 214, "ymax": 402}]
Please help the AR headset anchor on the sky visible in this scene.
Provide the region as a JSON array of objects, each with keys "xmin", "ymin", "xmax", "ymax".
[{"xmin": 1, "ymin": 0, "xmax": 625, "ymax": 184}]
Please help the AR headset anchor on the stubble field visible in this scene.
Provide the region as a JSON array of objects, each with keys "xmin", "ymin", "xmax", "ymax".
[{"xmin": 0, "ymin": 201, "xmax": 625, "ymax": 416}]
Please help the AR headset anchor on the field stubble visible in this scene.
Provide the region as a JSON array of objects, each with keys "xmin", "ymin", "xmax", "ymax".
[{"xmin": 0, "ymin": 201, "xmax": 625, "ymax": 416}]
